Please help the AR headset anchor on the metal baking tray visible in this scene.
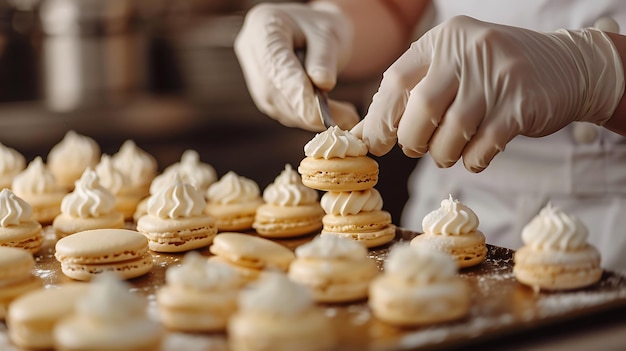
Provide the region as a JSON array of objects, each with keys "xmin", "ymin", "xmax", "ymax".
[{"xmin": 1, "ymin": 227, "xmax": 625, "ymax": 351}]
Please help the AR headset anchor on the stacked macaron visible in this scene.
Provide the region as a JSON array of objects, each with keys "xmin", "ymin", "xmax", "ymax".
[
  {"xmin": 411, "ymin": 195, "xmax": 487, "ymax": 268},
  {"xmin": 298, "ymin": 126, "xmax": 395, "ymax": 248},
  {"xmin": 253, "ymin": 164, "xmax": 324, "ymax": 238}
]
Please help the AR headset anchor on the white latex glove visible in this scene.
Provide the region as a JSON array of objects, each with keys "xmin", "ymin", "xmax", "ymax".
[
  {"xmin": 234, "ymin": 2, "xmax": 360, "ymax": 131},
  {"xmin": 352, "ymin": 15, "xmax": 624, "ymax": 172}
]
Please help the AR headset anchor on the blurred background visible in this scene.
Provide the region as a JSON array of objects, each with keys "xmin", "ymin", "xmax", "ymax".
[{"xmin": 0, "ymin": 0, "xmax": 418, "ymax": 222}]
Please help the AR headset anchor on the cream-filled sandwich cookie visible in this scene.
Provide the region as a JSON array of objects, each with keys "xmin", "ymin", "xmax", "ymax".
[
  {"xmin": 320, "ymin": 188, "xmax": 395, "ymax": 248},
  {"xmin": 289, "ymin": 235, "xmax": 378, "ymax": 303},
  {"xmin": 410, "ymin": 195, "xmax": 487, "ymax": 268},
  {"xmin": 0, "ymin": 247, "xmax": 43, "ymax": 319},
  {"xmin": 55, "ymin": 228, "xmax": 153, "ymax": 281},
  {"xmin": 205, "ymin": 171, "xmax": 263, "ymax": 231},
  {"xmin": 298, "ymin": 126, "xmax": 378, "ymax": 192},
  {"xmin": 158, "ymin": 252, "xmax": 240, "ymax": 332},
  {"xmin": 0, "ymin": 142, "xmax": 25, "ymax": 189},
  {"xmin": 7, "ymin": 283, "xmax": 90, "ymax": 349},
  {"xmin": 514, "ymin": 204, "xmax": 602, "ymax": 291},
  {"xmin": 53, "ymin": 273, "xmax": 162, "ymax": 351},
  {"xmin": 111, "ymin": 140, "xmax": 158, "ymax": 199},
  {"xmin": 11, "ymin": 157, "xmax": 68, "ymax": 224},
  {"xmin": 95, "ymin": 155, "xmax": 143, "ymax": 221},
  {"xmin": 47, "ymin": 130, "xmax": 100, "ymax": 190},
  {"xmin": 52, "ymin": 169, "xmax": 125, "ymax": 238},
  {"xmin": 136, "ymin": 175, "xmax": 217, "ymax": 252},
  {"xmin": 228, "ymin": 273, "xmax": 333, "ymax": 351},
  {"xmin": 369, "ymin": 245, "xmax": 470, "ymax": 326},
  {"xmin": 209, "ymin": 232, "xmax": 295, "ymax": 283},
  {"xmin": 0, "ymin": 189, "xmax": 43, "ymax": 254},
  {"xmin": 253, "ymin": 164, "xmax": 324, "ymax": 238}
]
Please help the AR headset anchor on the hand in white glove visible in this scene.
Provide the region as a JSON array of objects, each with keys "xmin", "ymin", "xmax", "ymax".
[
  {"xmin": 235, "ymin": 2, "xmax": 360, "ymax": 131},
  {"xmin": 352, "ymin": 15, "xmax": 624, "ymax": 172}
]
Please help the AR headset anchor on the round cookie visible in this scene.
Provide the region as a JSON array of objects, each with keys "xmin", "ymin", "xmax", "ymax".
[
  {"xmin": 298, "ymin": 155, "xmax": 379, "ymax": 192},
  {"xmin": 320, "ymin": 210, "xmax": 396, "ymax": 248},
  {"xmin": 54, "ymin": 229, "xmax": 153, "ymax": 281},
  {"xmin": 7, "ymin": 283, "xmax": 90, "ymax": 349},
  {"xmin": 0, "ymin": 188, "xmax": 43, "ymax": 254},
  {"xmin": 410, "ymin": 231, "xmax": 487, "ymax": 268},
  {"xmin": 0, "ymin": 247, "xmax": 43, "ymax": 319},
  {"xmin": 205, "ymin": 200, "xmax": 263, "ymax": 231},
  {"xmin": 254, "ymin": 203, "xmax": 324, "ymax": 238},
  {"xmin": 137, "ymin": 216, "xmax": 217, "ymax": 252},
  {"xmin": 209, "ymin": 232, "xmax": 295, "ymax": 272}
]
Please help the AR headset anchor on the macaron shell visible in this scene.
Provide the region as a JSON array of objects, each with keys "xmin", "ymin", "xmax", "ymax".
[
  {"xmin": 0, "ymin": 247, "xmax": 35, "ymax": 281},
  {"xmin": 55, "ymin": 229, "xmax": 150, "ymax": 265},
  {"xmin": 410, "ymin": 231, "xmax": 487, "ymax": 268},
  {"xmin": 137, "ymin": 215, "xmax": 217, "ymax": 252},
  {"xmin": 253, "ymin": 203, "xmax": 324, "ymax": 238},
  {"xmin": 52, "ymin": 212, "xmax": 125, "ymax": 238},
  {"xmin": 209, "ymin": 232, "xmax": 295, "ymax": 271},
  {"xmin": 298, "ymin": 156, "xmax": 379, "ymax": 192},
  {"xmin": 320, "ymin": 211, "xmax": 396, "ymax": 248},
  {"xmin": 513, "ymin": 245, "xmax": 603, "ymax": 291},
  {"xmin": 59, "ymin": 253, "xmax": 154, "ymax": 281},
  {"xmin": 0, "ymin": 222, "xmax": 44, "ymax": 254},
  {"xmin": 0, "ymin": 276, "xmax": 43, "ymax": 319},
  {"xmin": 205, "ymin": 199, "xmax": 263, "ymax": 231},
  {"xmin": 207, "ymin": 256, "xmax": 262, "ymax": 283}
]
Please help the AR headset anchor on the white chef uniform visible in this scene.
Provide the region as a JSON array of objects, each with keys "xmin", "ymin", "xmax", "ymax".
[{"xmin": 401, "ymin": 0, "xmax": 626, "ymax": 273}]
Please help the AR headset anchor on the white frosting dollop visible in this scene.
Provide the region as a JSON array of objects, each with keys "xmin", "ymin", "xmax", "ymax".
[
  {"xmin": 295, "ymin": 235, "xmax": 368, "ymax": 260},
  {"xmin": 166, "ymin": 252, "xmax": 239, "ymax": 290},
  {"xmin": 422, "ymin": 195, "xmax": 479, "ymax": 235},
  {"xmin": 521, "ymin": 203, "xmax": 589, "ymax": 250},
  {"xmin": 75, "ymin": 272, "xmax": 147, "ymax": 322},
  {"xmin": 95, "ymin": 155, "xmax": 130, "ymax": 196},
  {"xmin": 47, "ymin": 130, "xmax": 100, "ymax": 173},
  {"xmin": 0, "ymin": 143, "xmax": 25, "ymax": 185},
  {"xmin": 263, "ymin": 164, "xmax": 318, "ymax": 206},
  {"xmin": 321, "ymin": 189, "xmax": 383, "ymax": 216},
  {"xmin": 147, "ymin": 174, "xmax": 206, "ymax": 219},
  {"xmin": 304, "ymin": 126, "xmax": 368, "ymax": 159},
  {"xmin": 239, "ymin": 273, "xmax": 312, "ymax": 316},
  {"xmin": 0, "ymin": 188, "xmax": 33, "ymax": 227},
  {"xmin": 207, "ymin": 171, "xmax": 260, "ymax": 205},
  {"xmin": 384, "ymin": 244, "xmax": 457, "ymax": 283},
  {"xmin": 60, "ymin": 169, "xmax": 117, "ymax": 218},
  {"xmin": 156, "ymin": 150, "xmax": 217, "ymax": 193},
  {"xmin": 12, "ymin": 157, "xmax": 64, "ymax": 195},
  {"xmin": 111, "ymin": 140, "xmax": 157, "ymax": 189}
]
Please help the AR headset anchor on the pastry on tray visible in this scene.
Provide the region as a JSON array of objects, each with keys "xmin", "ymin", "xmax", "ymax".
[
  {"xmin": 288, "ymin": 235, "xmax": 379, "ymax": 303},
  {"xmin": 95, "ymin": 155, "xmax": 143, "ymax": 221},
  {"xmin": 11, "ymin": 157, "xmax": 68, "ymax": 225},
  {"xmin": 0, "ymin": 142, "xmax": 25, "ymax": 190},
  {"xmin": 298, "ymin": 126, "xmax": 378, "ymax": 192},
  {"xmin": 320, "ymin": 188, "xmax": 395, "ymax": 248},
  {"xmin": 410, "ymin": 195, "xmax": 486, "ymax": 268},
  {"xmin": 111, "ymin": 140, "xmax": 158, "ymax": 200},
  {"xmin": 205, "ymin": 171, "xmax": 263, "ymax": 231},
  {"xmin": 513, "ymin": 203, "xmax": 602, "ymax": 291},
  {"xmin": 52, "ymin": 169, "xmax": 125, "ymax": 238},
  {"xmin": 0, "ymin": 189, "xmax": 43, "ymax": 254},
  {"xmin": 0, "ymin": 247, "xmax": 42, "ymax": 320},
  {"xmin": 253, "ymin": 164, "xmax": 324, "ymax": 238},
  {"xmin": 53, "ymin": 273, "xmax": 162, "ymax": 351},
  {"xmin": 47, "ymin": 130, "xmax": 100, "ymax": 191},
  {"xmin": 136, "ymin": 175, "xmax": 217, "ymax": 252},
  {"xmin": 369, "ymin": 244, "xmax": 470, "ymax": 326},
  {"xmin": 158, "ymin": 252, "xmax": 240, "ymax": 332},
  {"xmin": 228, "ymin": 273, "xmax": 333, "ymax": 351}
]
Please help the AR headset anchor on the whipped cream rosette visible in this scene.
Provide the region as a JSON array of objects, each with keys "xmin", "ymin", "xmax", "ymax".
[
  {"xmin": 411, "ymin": 195, "xmax": 487, "ymax": 268},
  {"xmin": 369, "ymin": 244, "xmax": 470, "ymax": 326},
  {"xmin": 111, "ymin": 140, "xmax": 157, "ymax": 198},
  {"xmin": 12, "ymin": 157, "xmax": 68, "ymax": 224},
  {"xmin": 52, "ymin": 168, "xmax": 124, "ymax": 238},
  {"xmin": 514, "ymin": 203, "xmax": 602, "ymax": 291},
  {"xmin": 0, "ymin": 189, "xmax": 43, "ymax": 254},
  {"xmin": 154, "ymin": 150, "xmax": 217, "ymax": 194},
  {"xmin": 47, "ymin": 131, "xmax": 100, "ymax": 190},
  {"xmin": 253, "ymin": 164, "xmax": 324, "ymax": 238},
  {"xmin": 95, "ymin": 155, "xmax": 143, "ymax": 220}
]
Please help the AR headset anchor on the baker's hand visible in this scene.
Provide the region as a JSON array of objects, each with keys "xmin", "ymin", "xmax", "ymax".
[
  {"xmin": 352, "ymin": 15, "xmax": 624, "ymax": 172},
  {"xmin": 235, "ymin": 2, "xmax": 360, "ymax": 131}
]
